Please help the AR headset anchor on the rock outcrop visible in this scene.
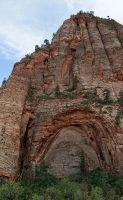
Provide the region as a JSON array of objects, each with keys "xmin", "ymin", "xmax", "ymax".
[{"xmin": 1, "ymin": 13, "xmax": 123, "ymax": 179}]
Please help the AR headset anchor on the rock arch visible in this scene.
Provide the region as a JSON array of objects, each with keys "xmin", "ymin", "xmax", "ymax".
[
  {"xmin": 43, "ymin": 126, "xmax": 100, "ymax": 177},
  {"xmin": 34, "ymin": 108, "xmax": 120, "ymax": 177}
]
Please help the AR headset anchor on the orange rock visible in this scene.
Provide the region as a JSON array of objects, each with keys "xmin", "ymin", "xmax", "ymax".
[{"xmin": 1, "ymin": 14, "xmax": 123, "ymax": 179}]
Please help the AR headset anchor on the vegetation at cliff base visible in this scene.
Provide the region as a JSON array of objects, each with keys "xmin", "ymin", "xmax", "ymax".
[{"xmin": 1, "ymin": 165, "xmax": 123, "ymax": 199}]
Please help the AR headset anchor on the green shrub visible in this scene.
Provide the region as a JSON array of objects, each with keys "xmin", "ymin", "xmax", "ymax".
[
  {"xmin": 101, "ymin": 183, "xmax": 116, "ymax": 200},
  {"xmin": 31, "ymin": 164, "xmax": 60, "ymax": 193},
  {"xmin": 114, "ymin": 179, "xmax": 123, "ymax": 196},
  {"xmin": 83, "ymin": 92, "xmax": 91, "ymax": 99},
  {"xmin": 32, "ymin": 194, "xmax": 44, "ymax": 200},
  {"xmin": 44, "ymin": 73, "xmax": 55, "ymax": 77},
  {"xmin": 1, "ymin": 167, "xmax": 123, "ymax": 199},
  {"xmin": 39, "ymin": 178, "xmax": 88, "ymax": 200},
  {"xmin": 61, "ymin": 92, "xmax": 74, "ymax": 99},
  {"xmin": 57, "ymin": 178, "xmax": 87, "ymax": 200},
  {"xmin": 55, "ymin": 84, "xmax": 62, "ymax": 97},
  {"xmin": 118, "ymin": 90, "xmax": 123, "ymax": 108},
  {"xmin": 93, "ymin": 87, "xmax": 97, "ymax": 96},
  {"xmin": 44, "ymin": 39, "xmax": 49, "ymax": 45},
  {"xmin": 115, "ymin": 115, "xmax": 120, "ymax": 127},
  {"xmin": 25, "ymin": 94, "xmax": 33, "ymax": 102},
  {"xmin": 88, "ymin": 168, "xmax": 108, "ymax": 187},
  {"xmin": 0, "ymin": 181, "xmax": 25, "ymax": 200},
  {"xmin": 66, "ymin": 87, "xmax": 73, "ymax": 92},
  {"xmin": 0, "ymin": 177, "xmax": 6, "ymax": 186},
  {"xmin": 37, "ymin": 94, "xmax": 53, "ymax": 100},
  {"xmin": 25, "ymin": 54, "xmax": 30, "ymax": 58},
  {"xmin": 94, "ymin": 97, "xmax": 104, "ymax": 104},
  {"xmin": 80, "ymin": 89, "xmax": 114, "ymax": 112},
  {"xmin": 89, "ymin": 186, "xmax": 103, "ymax": 200},
  {"xmin": 82, "ymin": 97, "xmax": 93, "ymax": 105},
  {"xmin": 72, "ymin": 75, "xmax": 78, "ymax": 90},
  {"xmin": 80, "ymin": 151, "xmax": 87, "ymax": 174},
  {"xmin": 103, "ymin": 110, "xmax": 107, "ymax": 114},
  {"xmin": 35, "ymin": 45, "xmax": 40, "ymax": 51},
  {"xmin": 76, "ymin": 10, "xmax": 84, "ymax": 15},
  {"xmin": 18, "ymin": 177, "xmax": 31, "ymax": 188},
  {"xmin": 43, "ymin": 187, "xmax": 63, "ymax": 200},
  {"xmin": 103, "ymin": 88, "xmax": 110, "ymax": 102},
  {"xmin": 115, "ymin": 91, "xmax": 123, "ymax": 127},
  {"xmin": 25, "ymin": 81, "xmax": 33, "ymax": 102},
  {"xmin": 52, "ymin": 33, "xmax": 55, "ymax": 38}
]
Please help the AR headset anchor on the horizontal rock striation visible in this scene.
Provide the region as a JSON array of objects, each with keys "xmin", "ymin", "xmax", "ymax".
[{"xmin": 1, "ymin": 13, "xmax": 123, "ymax": 179}]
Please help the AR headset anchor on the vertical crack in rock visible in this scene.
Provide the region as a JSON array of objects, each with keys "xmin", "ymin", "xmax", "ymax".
[
  {"xmin": 1, "ymin": 14, "xmax": 123, "ymax": 180},
  {"xmin": 20, "ymin": 115, "xmax": 35, "ymax": 179}
]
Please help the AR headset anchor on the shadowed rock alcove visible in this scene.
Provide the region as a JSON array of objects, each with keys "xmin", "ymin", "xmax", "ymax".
[
  {"xmin": 43, "ymin": 126, "xmax": 101, "ymax": 177},
  {"xmin": 18, "ymin": 108, "xmax": 121, "ymax": 180}
]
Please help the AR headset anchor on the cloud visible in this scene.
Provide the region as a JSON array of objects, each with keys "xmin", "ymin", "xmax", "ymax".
[
  {"xmin": 64, "ymin": 0, "xmax": 123, "ymax": 25},
  {"xmin": 64, "ymin": 0, "xmax": 94, "ymax": 13},
  {"xmin": 0, "ymin": 23, "xmax": 44, "ymax": 60},
  {"xmin": 0, "ymin": 0, "xmax": 123, "ymax": 62},
  {"xmin": 0, "ymin": 0, "xmax": 51, "ymax": 61},
  {"xmin": 64, "ymin": 0, "xmax": 75, "ymax": 11},
  {"xmin": 0, "ymin": 0, "xmax": 70, "ymax": 61}
]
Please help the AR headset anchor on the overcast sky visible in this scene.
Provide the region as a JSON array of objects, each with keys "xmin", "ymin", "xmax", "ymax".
[{"xmin": 0, "ymin": 0, "xmax": 123, "ymax": 86}]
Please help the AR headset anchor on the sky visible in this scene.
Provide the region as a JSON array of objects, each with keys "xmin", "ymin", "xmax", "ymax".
[{"xmin": 0, "ymin": 0, "xmax": 123, "ymax": 86}]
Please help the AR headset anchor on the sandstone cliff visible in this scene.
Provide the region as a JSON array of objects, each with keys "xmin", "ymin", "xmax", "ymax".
[{"xmin": 1, "ymin": 13, "xmax": 123, "ymax": 180}]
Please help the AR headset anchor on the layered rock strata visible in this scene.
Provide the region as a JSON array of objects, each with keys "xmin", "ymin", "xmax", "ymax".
[{"xmin": 1, "ymin": 13, "xmax": 123, "ymax": 179}]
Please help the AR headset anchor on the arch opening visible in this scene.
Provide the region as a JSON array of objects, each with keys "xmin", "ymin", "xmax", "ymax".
[{"xmin": 43, "ymin": 126, "xmax": 100, "ymax": 177}]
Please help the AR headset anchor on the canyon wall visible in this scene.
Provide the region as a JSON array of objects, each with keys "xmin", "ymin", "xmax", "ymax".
[{"xmin": 1, "ymin": 13, "xmax": 123, "ymax": 179}]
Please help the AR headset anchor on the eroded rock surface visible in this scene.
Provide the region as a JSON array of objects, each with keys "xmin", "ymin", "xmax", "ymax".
[{"xmin": 1, "ymin": 13, "xmax": 123, "ymax": 179}]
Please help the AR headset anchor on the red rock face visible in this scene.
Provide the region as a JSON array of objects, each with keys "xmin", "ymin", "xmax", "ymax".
[{"xmin": 1, "ymin": 13, "xmax": 123, "ymax": 179}]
